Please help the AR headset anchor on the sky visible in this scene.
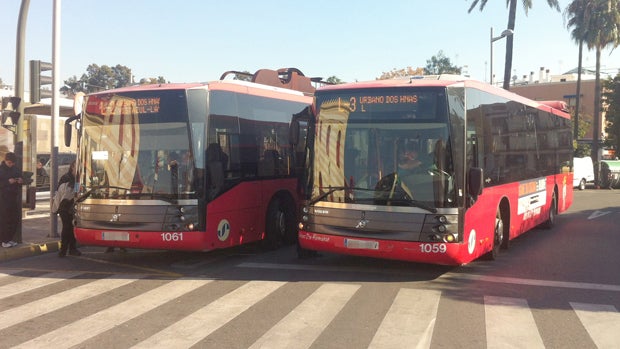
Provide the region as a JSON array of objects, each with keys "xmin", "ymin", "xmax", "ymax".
[{"xmin": 1, "ymin": 0, "xmax": 620, "ymax": 89}]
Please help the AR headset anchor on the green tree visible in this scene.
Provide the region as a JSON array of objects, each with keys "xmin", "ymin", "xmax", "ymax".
[
  {"xmin": 325, "ymin": 76, "xmax": 344, "ymax": 84},
  {"xmin": 63, "ymin": 64, "xmax": 168, "ymax": 95},
  {"xmin": 603, "ymin": 74, "xmax": 620, "ymax": 155},
  {"xmin": 424, "ymin": 51, "xmax": 462, "ymax": 75},
  {"xmin": 377, "ymin": 67, "xmax": 424, "ymax": 80},
  {"xmin": 572, "ymin": 111, "xmax": 592, "ymax": 157},
  {"xmin": 232, "ymin": 71, "xmax": 252, "ymax": 82},
  {"xmin": 469, "ymin": 0, "xmax": 561, "ymax": 90},
  {"xmin": 139, "ymin": 76, "xmax": 168, "ymax": 84},
  {"xmin": 564, "ymin": 0, "xmax": 589, "ymax": 140},
  {"xmin": 62, "ymin": 64, "xmax": 131, "ymax": 94},
  {"xmin": 565, "ymin": 0, "xmax": 620, "ymax": 164}
]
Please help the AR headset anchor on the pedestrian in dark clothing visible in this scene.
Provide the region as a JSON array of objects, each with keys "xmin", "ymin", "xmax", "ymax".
[
  {"xmin": 57, "ymin": 160, "xmax": 81, "ymax": 257},
  {"xmin": 0, "ymin": 152, "xmax": 23, "ymax": 248}
]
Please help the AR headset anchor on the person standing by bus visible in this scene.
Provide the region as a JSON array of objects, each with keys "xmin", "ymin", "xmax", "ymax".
[
  {"xmin": 57, "ymin": 160, "xmax": 81, "ymax": 257},
  {"xmin": 0, "ymin": 152, "xmax": 23, "ymax": 248}
]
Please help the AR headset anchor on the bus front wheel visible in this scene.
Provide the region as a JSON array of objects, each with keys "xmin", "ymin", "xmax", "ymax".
[
  {"xmin": 486, "ymin": 209, "xmax": 504, "ymax": 260},
  {"xmin": 263, "ymin": 197, "xmax": 296, "ymax": 249}
]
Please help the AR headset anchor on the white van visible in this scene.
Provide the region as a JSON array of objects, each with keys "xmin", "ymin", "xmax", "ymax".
[{"xmin": 573, "ymin": 156, "xmax": 595, "ymax": 190}]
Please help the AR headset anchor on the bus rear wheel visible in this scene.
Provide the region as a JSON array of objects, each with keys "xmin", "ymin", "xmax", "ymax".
[
  {"xmin": 542, "ymin": 193, "xmax": 557, "ymax": 229},
  {"xmin": 263, "ymin": 197, "xmax": 296, "ymax": 249}
]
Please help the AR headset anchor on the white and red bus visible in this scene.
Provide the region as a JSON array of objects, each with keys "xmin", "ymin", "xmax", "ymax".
[
  {"xmin": 65, "ymin": 68, "xmax": 318, "ymax": 251},
  {"xmin": 295, "ymin": 76, "xmax": 573, "ymax": 265}
]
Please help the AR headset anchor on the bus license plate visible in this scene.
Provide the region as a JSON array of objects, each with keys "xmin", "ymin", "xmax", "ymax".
[
  {"xmin": 101, "ymin": 231, "xmax": 130, "ymax": 241},
  {"xmin": 344, "ymin": 238, "xmax": 379, "ymax": 250}
]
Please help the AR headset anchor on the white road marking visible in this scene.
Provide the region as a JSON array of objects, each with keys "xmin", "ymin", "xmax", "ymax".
[
  {"xmin": 0, "ymin": 272, "xmax": 82, "ymax": 299},
  {"xmin": 0, "ymin": 274, "xmax": 141, "ymax": 330},
  {"xmin": 13, "ymin": 278, "xmax": 212, "ymax": 349},
  {"xmin": 248, "ymin": 283, "xmax": 360, "ymax": 349},
  {"xmin": 369, "ymin": 288, "xmax": 441, "ymax": 349},
  {"xmin": 132, "ymin": 280, "xmax": 285, "ymax": 349},
  {"xmin": 570, "ymin": 302, "xmax": 620, "ymax": 348},
  {"xmin": 238, "ymin": 262, "xmax": 620, "ymax": 292},
  {"xmin": 485, "ymin": 296, "xmax": 545, "ymax": 349}
]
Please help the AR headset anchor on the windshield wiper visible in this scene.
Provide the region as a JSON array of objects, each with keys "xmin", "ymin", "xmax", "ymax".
[
  {"xmin": 309, "ymin": 186, "xmax": 374, "ymax": 205},
  {"xmin": 90, "ymin": 185, "xmax": 132, "ymax": 192}
]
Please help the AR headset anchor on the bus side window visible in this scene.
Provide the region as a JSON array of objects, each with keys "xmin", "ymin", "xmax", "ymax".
[{"xmin": 259, "ymin": 150, "xmax": 280, "ymax": 177}]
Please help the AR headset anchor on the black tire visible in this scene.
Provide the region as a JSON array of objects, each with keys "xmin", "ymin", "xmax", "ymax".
[
  {"xmin": 579, "ymin": 179, "xmax": 586, "ymax": 190},
  {"xmin": 263, "ymin": 197, "xmax": 296, "ymax": 249},
  {"xmin": 542, "ymin": 193, "xmax": 556, "ymax": 229},
  {"xmin": 485, "ymin": 209, "xmax": 504, "ymax": 260}
]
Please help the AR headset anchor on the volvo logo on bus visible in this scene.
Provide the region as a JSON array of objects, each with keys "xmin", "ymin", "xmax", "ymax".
[{"xmin": 355, "ymin": 211, "xmax": 369, "ymax": 229}]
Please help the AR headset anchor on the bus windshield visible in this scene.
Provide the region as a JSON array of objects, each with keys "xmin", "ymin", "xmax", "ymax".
[
  {"xmin": 79, "ymin": 90, "xmax": 198, "ymax": 200},
  {"xmin": 312, "ymin": 87, "xmax": 457, "ymax": 208}
]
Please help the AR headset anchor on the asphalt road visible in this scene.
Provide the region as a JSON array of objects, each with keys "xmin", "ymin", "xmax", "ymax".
[{"xmin": 1, "ymin": 189, "xmax": 618, "ymax": 348}]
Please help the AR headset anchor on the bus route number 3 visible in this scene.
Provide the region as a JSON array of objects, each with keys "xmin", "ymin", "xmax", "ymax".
[
  {"xmin": 161, "ymin": 232, "xmax": 184, "ymax": 242},
  {"xmin": 420, "ymin": 243, "xmax": 447, "ymax": 253}
]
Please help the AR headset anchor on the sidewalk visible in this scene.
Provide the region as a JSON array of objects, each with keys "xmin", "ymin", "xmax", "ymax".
[{"xmin": 0, "ymin": 202, "xmax": 61, "ymax": 262}]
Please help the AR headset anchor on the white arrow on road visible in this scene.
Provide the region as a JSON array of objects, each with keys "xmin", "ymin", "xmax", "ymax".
[{"xmin": 588, "ymin": 210, "xmax": 611, "ymax": 220}]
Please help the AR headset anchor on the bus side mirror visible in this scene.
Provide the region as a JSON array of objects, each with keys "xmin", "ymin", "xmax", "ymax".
[
  {"xmin": 64, "ymin": 114, "xmax": 80, "ymax": 147},
  {"xmin": 289, "ymin": 119, "xmax": 300, "ymax": 146},
  {"xmin": 64, "ymin": 122, "xmax": 72, "ymax": 147},
  {"xmin": 290, "ymin": 106, "xmax": 312, "ymax": 146},
  {"xmin": 468, "ymin": 167, "xmax": 484, "ymax": 201}
]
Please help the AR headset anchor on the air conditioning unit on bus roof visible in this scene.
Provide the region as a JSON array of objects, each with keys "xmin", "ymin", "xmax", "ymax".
[
  {"xmin": 396, "ymin": 74, "xmax": 466, "ymax": 82},
  {"xmin": 219, "ymin": 67, "xmax": 328, "ymax": 96}
]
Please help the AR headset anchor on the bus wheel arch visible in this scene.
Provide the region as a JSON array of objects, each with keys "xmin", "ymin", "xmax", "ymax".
[{"xmin": 263, "ymin": 191, "xmax": 297, "ymax": 249}]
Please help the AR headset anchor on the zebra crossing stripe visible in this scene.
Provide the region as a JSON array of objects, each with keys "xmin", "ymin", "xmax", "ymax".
[
  {"xmin": 0, "ymin": 272, "xmax": 83, "ymax": 299},
  {"xmin": 131, "ymin": 280, "xmax": 286, "ymax": 348},
  {"xmin": 570, "ymin": 302, "xmax": 620, "ymax": 348},
  {"xmin": 0, "ymin": 270, "xmax": 19, "ymax": 280},
  {"xmin": 368, "ymin": 288, "xmax": 441, "ymax": 349},
  {"xmin": 485, "ymin": 296, "xmax": 545, "ymax": 349},
  {"xmin": 13, "ymin": 278, "xmax": 212, "ymax": 349},
  {"xmin": 0, "ymin": 274, "xmax": 142, "ymax": 330},
  {"xmin": 248, "ymin": 283, "xmax": 361, "ymax": 349}
]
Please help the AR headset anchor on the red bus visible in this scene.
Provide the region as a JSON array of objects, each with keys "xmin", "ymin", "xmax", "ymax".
[
  {"xmin": 65, "ymin": 68, "xmax": 318, "ymax": 251},
  {"xmin": 295, "ymin": 76, "xmax": 573, "ymax": 265}
]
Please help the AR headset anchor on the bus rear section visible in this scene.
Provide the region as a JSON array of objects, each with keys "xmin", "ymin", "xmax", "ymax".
[
  {"xmin": 297, "ymin": 78, "xmax": 573, "ymax": 265},
  {"xmin": 70, "ymin": 68, "xmax": 316, "ymax": 251}
]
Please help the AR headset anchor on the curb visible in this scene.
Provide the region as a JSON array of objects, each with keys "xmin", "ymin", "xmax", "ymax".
[{"xmin": 0, "ymin": 241, "xmax": 61, "ymax": 262}]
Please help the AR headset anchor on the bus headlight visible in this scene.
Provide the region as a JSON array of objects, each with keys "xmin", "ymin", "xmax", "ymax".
[{"xmin": 433, "ymin": 224, "xmax": 447, "ymax": 233}]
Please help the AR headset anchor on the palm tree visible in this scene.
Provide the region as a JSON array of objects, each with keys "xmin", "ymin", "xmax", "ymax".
[
  {"xmin": 469, "ymin": 0, "xmax": 561, "ymax": 90},
  {"xmin": 565, "ymin": 0, "xmax": 620, "ymax": 174},
  {"xmin": 564, "ymin": 0, "xmax": 589, "ymax": 141}
]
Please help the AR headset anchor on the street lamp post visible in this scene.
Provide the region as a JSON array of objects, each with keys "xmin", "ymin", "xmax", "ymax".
[{"xmin": 490, "ymin": 27, "xmax": 514, "ymax": 86}]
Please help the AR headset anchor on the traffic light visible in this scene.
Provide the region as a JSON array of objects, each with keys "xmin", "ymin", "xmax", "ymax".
[
  {"xmin": 30, "ymin": 60, "xmax": 53, "ymax": 103},
  {"xmin": 1, "ymin": 96, "xmax": 21, "ymax": 132}
]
